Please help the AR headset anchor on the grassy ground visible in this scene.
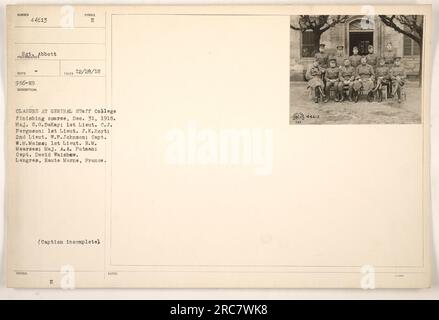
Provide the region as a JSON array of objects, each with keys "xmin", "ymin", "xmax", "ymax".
[{"xmin": 289, "ymin": 81, "xmax": 422, "ymax": 124}]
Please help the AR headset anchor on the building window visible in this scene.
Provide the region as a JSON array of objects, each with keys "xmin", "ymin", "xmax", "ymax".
[
  {"xmin": 349, "ymin": 18, "xmax": 374, "ymax": 31},
  {"xmin": 403, "ymin": 35, "xmax": 420, "ymax": 56},
  {"xmin": 403, "ymin": 27, "xmax": 420, "ymax": 56},
  {"xmin": 301, "ymin": 30, "xmax": 315, "ymax": 58}
]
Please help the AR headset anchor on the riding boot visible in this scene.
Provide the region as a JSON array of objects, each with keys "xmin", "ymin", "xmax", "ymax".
[
  {"xmin": 324, "ymin": 87, "xmax": 330, "ymax": 103},
  {"xmin": 339, "ymin": 90, "xmax": 345, "ymax": 102},
  {"xmin": 354, "ymin": 90, "xmax": 359, "ymax": 103}
]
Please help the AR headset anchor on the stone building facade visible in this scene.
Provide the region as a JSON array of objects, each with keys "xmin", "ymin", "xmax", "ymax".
[{"xmin": 290, "ymin": 15, "xmax": 421, "ymax": 81}]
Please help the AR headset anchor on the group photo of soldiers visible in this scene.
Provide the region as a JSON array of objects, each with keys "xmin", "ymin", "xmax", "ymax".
[
  {"xmin": 308, "ymin": 43, "xmax": 407, "ymax": 104},
  {"xmin": 289, "ymin": 14, "xmax": 423, "ymax": 124}
]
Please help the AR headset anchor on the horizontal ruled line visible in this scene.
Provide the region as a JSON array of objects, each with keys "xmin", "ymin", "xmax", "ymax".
[
  {"xmin": 14, "ymin": 270, "xmax": 103, "ymax": 273},
  {"xmin": 15, "ymin": 75, "xmax": 105, "ymax": 78},
  {"xmin": 15, "ymin": 42, "xmax": 105, "ymax": 45},
  {"xmin": 15, "ymin": 59, "xmax": 105, "ymax": 61},
  {"xmin": 13, "ymin": 269, "xmax": 425, "ymax": 274},
  {"xmin": 14, "ymin": 26, "xmax": 105, "ymax": 29}
]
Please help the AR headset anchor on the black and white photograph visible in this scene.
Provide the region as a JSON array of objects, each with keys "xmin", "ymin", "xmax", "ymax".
[
  {"xmin": 1, "ymin": 1, "xmax": 438, "ymax": 301},
  {"xmin": 289, "ymin": 15, "xmax": 424, "ymax": 124}
]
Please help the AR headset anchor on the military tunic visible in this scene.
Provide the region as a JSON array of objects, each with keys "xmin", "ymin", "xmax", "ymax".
[
  {"xmin": 314, "ymin": 52, "xmax": 329, "ymax": 69},
  {"xmin": 332, "ymin": 53, "xmax": 348, "ymax": 67},
  {"xmin": 375, "ymin": 66, "xmax": 390, "ymax": 79},
  {"xmin": 325, "ymin": 66, "xmax": 340, "ymax": 94},
  {"xmin": 366, "ymin": 53, "xmax": 378, "ymax": 68},
  {"xmin": 390, "ymin": 65, "xmax": 407, "ymax": 91},
  {"xmin": 306, "ymin": 66, "xmax": 324, "ymax": 89},
  {"xmin": 338, "ymin": 65, "xmax": 355, "ymax": 93},
  {"xmin": 349, "ymin": 54, "xmax": 362, "ymax": 68},
  {"xmin": 383, "ymin": 49, "xmax": 397, "ymax": 66},
  {"xmin": 375, "ymin": 65, "xmax": 391, "ymax": 90},
  {"xmin": 339, "ymin": 66, "xmax": 356, "ymax": 81},
  {"xmin": 354, "ymin": 64, "xmax": 375, "ymax": 93},
  {"xmin": 325, "ymin": 66, "xmax": 340, "ymax": 79}
]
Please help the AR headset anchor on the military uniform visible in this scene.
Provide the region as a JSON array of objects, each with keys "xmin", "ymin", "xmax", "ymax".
[
  {"xmin": 376, "ymin": 65, "xmax": 390, "ymax": 79},
  {"xmin": 375, "ymin": 65, "xmax": 390, "ymax": 86},
  {"xmin": 338, "ymin": 65, "xmax": 356, "ymax": 99},
  {"xmin": 349, "ymin": 54, "xmax": 362, "ymax": 68},
  {"xmin": 354, "ymin": 63, "xmax": 375, "ymax": 95},
  {"xmin": 314, "ymin": 52, "xmax": 329, "ymax": 69},
  {"xmin": 306, "ymin": 65, "xmax": 325, "ymax": 102},
  {"xmin": 375, "ymin": 64, "xmax": 391, "ymax": 101},
  {"xmin": 306, "ymin": 66, "xmax": 324, "ymax": 89},
  {"xmin": 383, "ymin": 49, "xmax": 397, "ymax": 66},
  {"xmin": 366, "ymin": 53, "xmax": 378, "ymax": 68},
  {"xmin": 332, "ymin": 52, "xmax": 348, "ymax": 67},
  {"xmin": 324, "ymin": 64, "xmax": 340, "ymax": 101},
  {"xmin": 390, "ymin": 63, "xmax": 407, "ymax": 102},
  {"xmin": 390, "ymin": 65, "xmax": 406, "ymax": 82}
]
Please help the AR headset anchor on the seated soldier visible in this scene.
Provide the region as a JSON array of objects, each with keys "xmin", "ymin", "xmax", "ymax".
[
  {"xmin": 305, "ymin": 58, "xmax": 325, "ymax": 103},
  {"xmin": 338, "ymin": 58, "xmax": 355, "ymax": 102},
  {"xmin": 353, "ymin": 56, "xmax": 375, "ymax": 102},
  {"xmin": 373, "ymin": 57, "xmax": 391, "ymax": 102},
  {"xmin": 390, "ymin": 57, "xmax": 407, "ymax": 104},
  {"xmin": 324, "ymin": 58, "xmax": 340, "ymax": 103}
]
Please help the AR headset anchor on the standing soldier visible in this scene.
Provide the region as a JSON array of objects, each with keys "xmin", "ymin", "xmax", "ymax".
[
  {"xmin": 366, "ymin": 44, "xmax": 378, "ymax": 69},
  {"xmin": 314, "ymin": 43, "xmax": 329, "ymax": 70},
  {"xmin": 353, "ymin": 56, "xmax": 375, "ymax": 102},
  {"xmin": 324, "ymin": 58, "xmax": 341, "ymax": 102},
  {"xmin": 390, "ymin": 57, "xmax": 407, "ymax": 104},
  {"xmin": 338, "ymin": 58, "xmax": 356, "ymax": 102},
  {"xmin": 383, "ymin": 42, "xmax": 397, "ymax": 66},
  {"xmin": 373, "ymin": 57, "xmax": 391, "ymax": 102},
  {"xmin": 306, "ymin": 58, "xmax": 326, "ymax": 103},
  {"xmin": 349, "ymin": 46, "xmax": 362, "ymax": 68},
  {"xmin": 333, "ymin": 45, "xmax": 348, "ymax": 67},
  {"xmin": 382, "ymin": 42, "xmax": 397, "ymax": 98}
]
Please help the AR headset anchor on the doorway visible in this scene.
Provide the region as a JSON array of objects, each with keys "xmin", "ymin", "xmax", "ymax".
[{"xmin": 349, "ymin": 31, "xmax": 373, "ymax": 55}]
